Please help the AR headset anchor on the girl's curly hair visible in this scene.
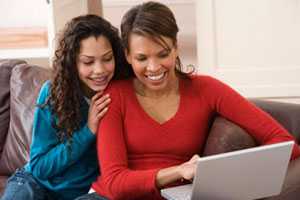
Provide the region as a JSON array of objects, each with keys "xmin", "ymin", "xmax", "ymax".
[{"xmin": 47, "ymin": 14, "xmax": 133, "ymax": 142}]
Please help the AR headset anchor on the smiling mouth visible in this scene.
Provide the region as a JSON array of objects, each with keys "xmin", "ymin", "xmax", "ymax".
[
  {"xmin": 89, "ymin": 76, "xmax": 108, "ymax": 85},
  {"xmin": 146, "ymin": 72, "xmax": 165, "ymax": 81}
]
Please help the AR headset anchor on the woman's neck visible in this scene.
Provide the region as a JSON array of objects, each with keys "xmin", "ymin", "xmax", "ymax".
[{"xmin": 133, "ymin": 77, "xmax": 179, "ymax": 99}]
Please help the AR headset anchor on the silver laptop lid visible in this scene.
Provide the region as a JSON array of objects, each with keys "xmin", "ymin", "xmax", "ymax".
[{"xmin": 191, "ymin": 141, "xmax": 294, "ymax": 200}]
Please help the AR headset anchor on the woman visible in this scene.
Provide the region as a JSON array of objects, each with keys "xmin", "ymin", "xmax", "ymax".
[
  {"xmin": 0, "ymin": 15, "xmax": 131, "ymax": 200},
  {"xmin": 89, "ymin": 2, "xmax": 300, "ymax": 200}
]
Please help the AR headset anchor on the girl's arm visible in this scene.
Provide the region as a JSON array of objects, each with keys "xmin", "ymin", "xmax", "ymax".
[{"xmin": 28, "ymin": 82, "xmax": 100, "ymax": 179}]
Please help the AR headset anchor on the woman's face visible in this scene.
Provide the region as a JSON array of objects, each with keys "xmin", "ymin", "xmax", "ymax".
[
  {"xmin": 126, "ymin": 34, "xmax": 178, "ymax": 93},
  {"xmin": 77, "ymin": 35, "xmax": 115, "ymax": 97}
]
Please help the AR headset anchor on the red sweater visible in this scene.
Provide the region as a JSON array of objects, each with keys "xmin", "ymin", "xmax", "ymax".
[{"xmin": 92, "ymin": 75, "xmax": 300, "ymax": 200}]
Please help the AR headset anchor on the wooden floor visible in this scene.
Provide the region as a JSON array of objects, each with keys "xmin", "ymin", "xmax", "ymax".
[{"xmin": 0, "ymin": 27, "xmax": 48, "ymax": 49}]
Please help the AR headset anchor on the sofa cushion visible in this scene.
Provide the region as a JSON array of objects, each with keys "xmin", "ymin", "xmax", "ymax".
[
  {"xmin": 0, "ymin": 63, "xmax": 51, "ymax": 175},
  {"xmin": 0, "ymin": 60, "xmax": 26, "ymax": 157}
]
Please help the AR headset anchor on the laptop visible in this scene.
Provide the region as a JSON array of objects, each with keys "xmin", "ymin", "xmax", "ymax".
[{"xmin": 161, "ymin": 141, "xmax": 294, "ymax": 200}]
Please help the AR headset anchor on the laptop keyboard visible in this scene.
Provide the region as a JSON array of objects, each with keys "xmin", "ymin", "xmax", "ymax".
[
  {"xmin": 173, "ymin": 193, "xmax": 191, "ymax": 200},
  {"xmin": 161, "ymin": 184, "xmax": 193, "ymax": 200}
]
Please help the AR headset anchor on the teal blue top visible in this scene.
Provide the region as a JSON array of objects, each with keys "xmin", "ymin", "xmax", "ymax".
[{"xmin": 24, "ymin": 81, "xmax": 99, "ymax": 200}]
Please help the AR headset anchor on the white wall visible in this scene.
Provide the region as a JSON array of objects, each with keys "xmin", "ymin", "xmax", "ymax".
[
  {"xmin": 196, "ymin": 0, "xmax": 300, "ymax": 98},
  {"xmin": 0, "ymin": 0, "xmax": 48, "ymax": 27}
]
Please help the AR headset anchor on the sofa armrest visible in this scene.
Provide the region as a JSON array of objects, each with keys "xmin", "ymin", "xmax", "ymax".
[{"xmin": 0, "ymin": 59, "xmax": 27, "ymax": 158}]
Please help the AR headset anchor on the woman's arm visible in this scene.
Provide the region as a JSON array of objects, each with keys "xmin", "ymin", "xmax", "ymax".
[
  {"xmin": 203, "ymin": 76, "xmax": 300, "ymax": 160},
  {"xmin": 156, "ymin": 154, "xmax": 199, "ymax": 188}
]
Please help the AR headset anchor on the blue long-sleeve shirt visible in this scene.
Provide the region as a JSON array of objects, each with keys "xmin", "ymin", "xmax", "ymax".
[{"xmin": 24, "ymin": 81, "xmax": 99, "ymax": 200}]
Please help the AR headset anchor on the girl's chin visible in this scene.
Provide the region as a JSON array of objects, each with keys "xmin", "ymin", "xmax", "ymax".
[{"xmin": 90, "ymin": 84, "xmax": 108, "ymax": 92}]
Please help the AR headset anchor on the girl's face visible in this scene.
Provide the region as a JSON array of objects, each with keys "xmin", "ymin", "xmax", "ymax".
[
  {"xmin": 125, "ymin": 34, "xmax": 178, "ymax": 94},
  {"xmin": 77, "ymin": 35, "xmax": 115, "ymax": 97}
]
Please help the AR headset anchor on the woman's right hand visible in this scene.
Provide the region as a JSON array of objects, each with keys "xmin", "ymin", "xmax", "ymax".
[
  {"xmin": 87, "ymin": 92, "xmax": 111, "ymax": 134},
  {"xmin": 178, "ymin": 154, "xmax": 200, "ymax": 181}
]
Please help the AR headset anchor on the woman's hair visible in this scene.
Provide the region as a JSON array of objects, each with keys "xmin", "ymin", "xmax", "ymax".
[
  {"xmin": 48, "ymin": 14, "xmax": 132, "ymax": 142},
  {"xmin": 120, "ymin": 1, "xmax": 194, "ymax": 77}
]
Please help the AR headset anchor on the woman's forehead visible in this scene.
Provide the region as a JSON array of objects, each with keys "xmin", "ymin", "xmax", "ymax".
[{"xmin": 128, "ymin": 33, "xmax": 173, "ymax": 51}]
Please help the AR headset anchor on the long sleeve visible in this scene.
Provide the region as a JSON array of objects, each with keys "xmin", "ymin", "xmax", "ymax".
[
  {"xmin": 202, "ymin": 76, "xmax": 300, "ymax": 160},
  {"xmin": 28, "ymin": 81, "xmax": 96, "ymax": 180},
  {"xmin": 94, "ymin": 85, "xmax": 159, "ymax": 200}
]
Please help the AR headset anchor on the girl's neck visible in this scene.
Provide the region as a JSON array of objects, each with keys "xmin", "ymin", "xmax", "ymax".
[{"xmin": 81, "ymin": 83, "xmax": 96, "ymax": 99}]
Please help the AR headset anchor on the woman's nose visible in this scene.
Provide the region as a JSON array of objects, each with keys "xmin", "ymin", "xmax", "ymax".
[{"xmin": 146, "ymin": 59, "xmax": 160, "ymax": 72}]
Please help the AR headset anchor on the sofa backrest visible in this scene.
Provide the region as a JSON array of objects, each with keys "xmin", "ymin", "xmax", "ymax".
[
  {"xmin": 0, "ymin": 62, "xmax": 51, "ymax": 175},
  {"xmin": 252, "ymin": 99, "xmax": 300, "ymax": 143}
]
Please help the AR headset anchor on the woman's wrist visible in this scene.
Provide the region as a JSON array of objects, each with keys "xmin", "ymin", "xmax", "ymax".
[{"xmin": 156, "ymin": 165, "xmax": 184, "ymax": 188}]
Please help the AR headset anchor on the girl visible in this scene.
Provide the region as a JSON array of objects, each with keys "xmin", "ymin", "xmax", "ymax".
[{"xmin": 0, "ymin": 14, "xmax": 131, "ymax": 200}]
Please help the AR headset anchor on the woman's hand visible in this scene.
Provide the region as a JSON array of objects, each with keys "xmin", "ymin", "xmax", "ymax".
[
  {"xmin": 178, "ymin": 154, "xmax": 200, "ymax": 181},
  {"xmin": 155, "ymin": 154, "xmax": 200, "ymax": 188},
  {"xmin": 87, "ymin": 92, "xmax": 111, "ymax": 134}
]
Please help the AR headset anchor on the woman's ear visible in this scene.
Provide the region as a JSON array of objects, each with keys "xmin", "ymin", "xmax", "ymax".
[{"xmin": 125, "ymin": 49, "xmax": 132, "ymax": 64}]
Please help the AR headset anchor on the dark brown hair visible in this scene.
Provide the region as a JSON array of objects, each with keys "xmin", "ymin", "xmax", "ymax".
[
  {"xmin": 120, "ymin": 1, "xmax": 194, "ymax": 76},
  {"xmin": 47, "ymin": 14, "xmax": 132, "ymax": 143}
]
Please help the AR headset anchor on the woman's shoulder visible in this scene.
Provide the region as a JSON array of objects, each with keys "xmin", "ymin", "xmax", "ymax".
[
  {"xmin": 186, "ymin": 74, "xmax": 224, "ymax": 88},
  {"xmin": 186, "ymin": 74, "xmax": 236, "ymax": 98},
  {"xmin": 105, "ymin": 79, "xmax": 132, "ymax": 92}
]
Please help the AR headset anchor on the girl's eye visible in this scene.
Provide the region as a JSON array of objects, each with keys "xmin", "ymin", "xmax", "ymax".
[
  {"xmin": 83, "ymin": 61, "xmax": 93, "ymax": 65},
  {"xmin": 103, "ymin": 56, "xmax": 113, "ymax": 62}
]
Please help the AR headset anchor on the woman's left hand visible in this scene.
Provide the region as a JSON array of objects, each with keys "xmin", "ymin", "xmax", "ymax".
[{"xmin": 178, "ymin": 154, "xmax": 200, "ymax": 181}]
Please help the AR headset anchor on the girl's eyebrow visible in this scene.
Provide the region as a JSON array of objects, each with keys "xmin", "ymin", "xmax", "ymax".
[
  {"xmin": 79, "ymin": 55, "xmax": 94, "ymax": 59},
  {"xmin": 79, "ymin": 50, "xmax": 113, "ymax": 58}
]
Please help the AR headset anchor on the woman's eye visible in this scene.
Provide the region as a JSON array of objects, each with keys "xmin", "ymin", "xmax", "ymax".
[
  {"xmin": 136, "ymin": 57, "xmax": 146, "ymax": 62},
  {"xmin": 158, "ymin": 52, "xmax": 169, "ymax": 58}
]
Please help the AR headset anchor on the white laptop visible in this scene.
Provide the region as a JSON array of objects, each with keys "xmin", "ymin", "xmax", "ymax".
[{"xmin": 161, "ymin": 141, "xmax": 294, "ymax": 200}]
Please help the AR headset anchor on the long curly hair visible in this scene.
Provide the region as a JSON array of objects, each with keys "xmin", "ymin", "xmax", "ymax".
[{"xmin": 47, "ymin": 14, "xmax": 133, "ymax": 142}]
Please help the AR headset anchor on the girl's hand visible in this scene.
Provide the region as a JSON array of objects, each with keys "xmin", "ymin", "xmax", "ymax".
[
  {"xmin": 87, "ymin": 92, "xmax": 111, "ymax": 134},
  {"xmin": 178, "ymin": 154, "xmax": 200, "ymax": 181}
]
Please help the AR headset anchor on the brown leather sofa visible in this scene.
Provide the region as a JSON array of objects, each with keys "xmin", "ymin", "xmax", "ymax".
[{"xmin": 0, "ymin": 59, "xmax": 300, "ymax": 199}]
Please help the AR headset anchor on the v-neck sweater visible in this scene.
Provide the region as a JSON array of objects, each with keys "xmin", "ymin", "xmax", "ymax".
[{"xmin": 92, "ymin": 75, "xmax": 300, "ymax": 200}]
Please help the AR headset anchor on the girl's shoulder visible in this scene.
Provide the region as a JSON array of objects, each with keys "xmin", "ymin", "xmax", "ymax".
[{"xmin": 36, "ymin": 80, "xmax": 51, "ymax": 104}]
